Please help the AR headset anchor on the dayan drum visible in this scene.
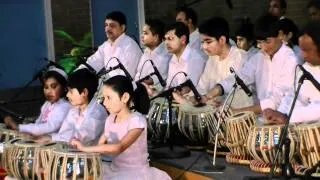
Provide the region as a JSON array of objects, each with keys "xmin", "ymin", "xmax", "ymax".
[
  {"xmin": 2, "ymin": 139, "xmax": 62, "ymax": 180},
  {"xmin": 247, "ymin": 124, "xmax": 296, "ymax": 173},
  {"xmin": 206, "ymin": 106, "xmax": 233, "ymax": 150},
  {"xmin": 48, "ymin": 148, "xmax": 102, "ymax": 180},
  {"xmin": 225, "ymin": 111, "xmax": 256, "ymax": 165},
  {"xmin": 177, "ymin": 104, "xmax": 214, "ymax": 144},
  {"xmin": 147, "ymin": 98, "xmax": 180, "ymax": 142},
  {"xmin": 294, "ymin": 122, "xmax": 320, "ymax": 175}
]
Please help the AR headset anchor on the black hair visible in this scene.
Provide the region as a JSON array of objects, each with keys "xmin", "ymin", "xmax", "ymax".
[
  {"xmin": 103, "ymin": 75, "xmax": 150, "ymax": 115},
  {"xmin": 254, "ymin": 14, "xmax": 279, "ymax": 40},
  {"xmin": 275, "ymin": 18, "xmax": 299, "ymax": 46},
  {"xmin": 42, "ymin": 70, "xmax": 68, "ymax": 97},
  {"xmin": 165, "ymin": 22, "xmax": 190, "ymax": 44},
  {"xmin": 307, "ymin": 0, "xmax": 320, "ymax": 9},
  {"xmin": 145, "ymin": 19, "xmax": 165, "ymax": 41},
  {"xmin": 67, "ymin": 68, "xmax": 98, "ymax": 102},
  {"xmin": 277, "ymin": 0, "xmax": 287, "ymax": 10},
  {"xmin": 300, "ymin": 22, "xmax": 320, "ymax": 54},
  {"xmin": 176, "ymin": 7, "xmax": 198, "ymax": 26},
  {"xmin": 106, "ymin": 11, "xmax": 127, "ymax": 26},
  {"xmin": 235, "ymin": 18, "xmax": 254, "ymax": 41},
  {"xmin": 199, "ymin": 17, "xmax": 230, "ymax": 43}
]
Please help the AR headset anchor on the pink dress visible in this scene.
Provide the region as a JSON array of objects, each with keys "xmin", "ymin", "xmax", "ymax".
[{"xmin": 102, "ymin": 112, "xmax": 171, "ymax": 180}]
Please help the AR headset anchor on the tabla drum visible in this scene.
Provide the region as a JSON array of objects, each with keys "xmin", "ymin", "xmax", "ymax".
[
  {"xmin": 206, "ymin": 106, "xmax": 233, "ymax": 151},
  {"xmin": 147, "ymin": 98, "xmax": 180, "ymax": 142},
  {"xmin": 2, "ymin": 139, "xmax": 62, "ymax": 180},
  {"xmin": 177, "ymin": 104, "xmax": 214, "ymax": 145},
  {"xmin": 225, "ymin": 111, "xmax": 256, "ymax": 165},
  {"xmin": 294, "ymin": 122, "xmax": 320, "ymax": 176},
  {"xmin": 48, "ymin": 148, "xmax": 102, "ymax": 180},
  {"xmin": 247, "ymin": 124, "xmax": 296, "ymax": 173},
  {"xmin": 0, "ymin": 129, "xmax": 30, "ymax": 167}
]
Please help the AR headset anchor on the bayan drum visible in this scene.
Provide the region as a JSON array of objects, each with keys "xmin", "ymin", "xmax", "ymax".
[
  {"xmin": 2, "ymin": 139, "xmax": 62, "ymax": 180},
  {"xmin": 225, "ymin": 111, "xmax": 256, "ymax": 165},
  {"xmin": 247, "ymin": 124, "xmax": 296, "ymax": 173},
  {"xmin": 147, "ymin": 98, "xmax": 180, "ymax": 142},
  {"xmin": 177, "ymin": 104, "xmax": 214, "ymax": 144},
  {"xmin": 294, "ymin": 122, "xmax": 320, "ymax": 175},
  {"xmin": 48, "ymin": 148, "xmax": 102, "ymax": 180}
]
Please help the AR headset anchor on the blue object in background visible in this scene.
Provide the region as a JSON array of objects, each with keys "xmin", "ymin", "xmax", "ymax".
[{"xmin": 0, "ymin": 0, "xmax": 48, "ymax": 89}]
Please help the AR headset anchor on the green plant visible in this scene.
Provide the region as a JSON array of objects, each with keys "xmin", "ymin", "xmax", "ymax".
[{"xmin": 54, "ymin": 30, "xmax": 93, "ymax": 74}]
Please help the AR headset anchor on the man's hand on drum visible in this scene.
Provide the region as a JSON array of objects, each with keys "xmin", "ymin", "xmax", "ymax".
[
  {"xmin": 263, "ymin": 108, "xmax": 287, "ymax": 124},
  {"xmin": 71, "ymin": 139, "xmax": 84, "ymax": 151},
  {"xmin": 141, "ymin": 82, "xmax": 157, "ymax": 97},
  {"xmin": 4, "ymin": 115, "xmax": 18, "ymax": 130}
]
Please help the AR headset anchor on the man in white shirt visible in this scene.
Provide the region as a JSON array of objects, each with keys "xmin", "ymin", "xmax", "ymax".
[
  {"xmin": 173, "ymin": 17, "xmax": 251, "ymax": 108},
  {"xmin": 134, "ymin": 19, "xmax": 171, "ymax": 88},
  {"xmin": 85, "ymin": 11, "xmax": 142, "ymax": 79},
  {"xmin": 264, "ymin": 22, "xmax": 320, "ymax": 124},
  {"xmin": 164, "ymin": 22, "xmax": 206, "ymax": 90},
  {"xmin": 198, "ymin": 14, "xmax": 297, "ymax": 116},
  {"xmin": 175, "ymin": 7, "xmax": 208, "ymax": 60}
]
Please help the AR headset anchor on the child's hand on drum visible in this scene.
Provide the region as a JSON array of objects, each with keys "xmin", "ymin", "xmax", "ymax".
[
  {"xmin": 172, "ymin": 91, "xmax": 187, "ymax": 104},
  {"xmin": 34, "ymin": 135, "xmax": 52, "ymax": 144},
  {"xmin": 71, "ymin": 139, "xmax": 84, "ymax": 151},
  {"xmin": 4, "ymin": 116, "xmax": 18, "ymax": 130},
  {"xmin": 263, "ymin": 108, "xmax": 287, "ymax": 124}
]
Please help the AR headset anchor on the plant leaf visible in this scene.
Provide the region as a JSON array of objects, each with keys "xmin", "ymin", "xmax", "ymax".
[{"xmin": 54, "ymin": 30, "xmax": 77, "ymax": 44}]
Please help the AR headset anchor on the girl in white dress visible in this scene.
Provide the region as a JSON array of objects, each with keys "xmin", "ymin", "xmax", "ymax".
[
  {"xmin": 4, "ymin": 67, "xmax": 70, "ymax": 136},
  {"xmin": 71, "ymin": 75, "xmax": 171, "ymax": 180}
]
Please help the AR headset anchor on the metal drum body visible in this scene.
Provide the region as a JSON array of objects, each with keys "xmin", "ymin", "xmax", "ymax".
[
  {"xmin": 147, "ymin": 98, "xmax": 180, "ymax": 141},
  {"xmin": 247, "ymin": 125, "xmax": 296, "ymax": 173},
  {"xmin": 225, "ymin": 111, "xmax": 256, "ymax": 164},
  {"xmin": 3, "ymin": 139, "xmax": 61, "ymax": 180},
  {"xmin": 177, "ymin": 104, "xmax": 214, "ymax": 144},
  {"xmin": 48, "ymin": 148, "xmax": 102, "ymax": 180}
]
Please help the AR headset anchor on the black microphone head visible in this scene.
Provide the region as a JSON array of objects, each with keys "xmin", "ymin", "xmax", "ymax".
[{"xmin": 230, "ymin": 67, "xmax": 234, "ymax": 73}]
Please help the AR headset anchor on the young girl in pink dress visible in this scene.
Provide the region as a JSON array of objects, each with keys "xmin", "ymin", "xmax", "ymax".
[{"xmin": 71, "ymin": 75, "xmax": 171, "ymax": 180}]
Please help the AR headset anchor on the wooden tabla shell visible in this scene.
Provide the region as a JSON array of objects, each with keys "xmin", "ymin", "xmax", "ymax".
[
  {"xmin": 147, "ymin": 97, "xmax": 180, "ymax": 141},
  {"xmin": 206, "ymin": 106, "xmax": 233, "ymax": 148},
  {"xmin": 0, "ymin": 130, "xmax": 30, "ymax": 167},
  {"xmin": 294, "ymin": 122, "xmax": 320, "ymax": 175},
  {"xmin": 177, "ymin": 104, "xmax": 214, "ymax": 143},
  {"xmin": 225, "ymin": 111, "xmax": 256, "ymax": 165},
  {"xmin": 3, "ymin": 139, "xmax": 60, "ymax": 180},
  {"xmin": 247, "ymin": 124, "xmax": 296, "ymax": 173},
  {"xmin": 48, "ymin": 148, "xmax": 102, "ymax": 180}
]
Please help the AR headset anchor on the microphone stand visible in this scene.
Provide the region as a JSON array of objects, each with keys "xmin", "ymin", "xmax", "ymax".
[
  {"xmin": 149, "ymin": 85, "xmax": 190, "ymax": 159},
  {"xmin": 194, "ymin": 82, "xmax": 237, "ymax": 173},
  {"xmin": 267, "ymin": 76, "xmax": 307, "ymax": 179}
]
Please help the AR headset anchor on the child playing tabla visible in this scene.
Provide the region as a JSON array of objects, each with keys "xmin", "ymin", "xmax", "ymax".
[
  {"xmin": 36, "ymin": 68, "xmax": 107, "ymax": 145},
  {"xmin": 71, "ymin": 75, "xmax": 171, "ymax": 180},
  {"xmin": 4, "ymin": 66, "xmax": 71, "ymax": 137}
]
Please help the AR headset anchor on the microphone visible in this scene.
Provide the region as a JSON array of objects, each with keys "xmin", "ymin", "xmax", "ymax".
[
  {"xmin": 298, "ymin": 65, "xmax": 320, "ymax": 91},
  {"xmin": 97, "ymin": 57, "xmax": 133, "ymax": 81},
  {"xmin": 230, "ymin": 67, "xmax": 252, "ymax": 97},
  {"xmin": 82, "ymin": 62, "xmax": 97, "ymax": 74},
  {"xmin": 149, "ymin": 60, "xmax": 167, "ymax": 87},
  {"xmin": 0, "ymin": 106, "xmax": 25, "ymax": 121}
]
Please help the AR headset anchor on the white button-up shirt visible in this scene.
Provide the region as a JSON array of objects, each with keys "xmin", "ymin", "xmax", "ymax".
[
  {"xmin": 246, "ymin": 46, "xmax": 259, "ymax": 60},
  {"xmin": 166, "ymin": 45, "xmax": 206, "ymax": 88},
  {"xmin": 134, "ymin": 42, "xmax": 171, "ymax": 85},
  {"xmin": 51, "ymin": 99, "xmax": 107, "ymax": 145},
  {"xmin": 277, "ymin": 62, "xmax": 320, "ymax": 123},
  {"xmin": 197, "ymin": 46, "xmax": 252, "ymax": 107},
  {"xmin": 220, "ymin": 44, "xmax": 298, "ymax": 109},
  {"xmin": 86, "ymin": 33, "xmax": 142, "ymax": 79},
  {"xmin": 19, "ymin": 99, "xmax": 70, "ymax": 136}
]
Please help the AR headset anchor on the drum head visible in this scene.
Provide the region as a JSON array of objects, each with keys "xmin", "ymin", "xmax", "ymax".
[
  {"xmin": 228, "ymin": 111, "xmax": 254, "ymax": 121},
  {"xmin": 179, "ymin": 104, "xmax": 214, "ymax": 113}
]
